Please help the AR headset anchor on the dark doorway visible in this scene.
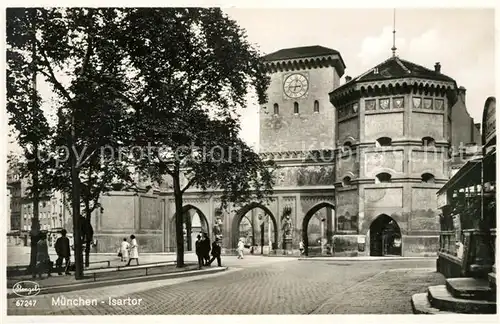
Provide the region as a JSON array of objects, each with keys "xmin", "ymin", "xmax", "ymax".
[{"xmin": 369, "ymin": 214, "xmax": 402, "ymax": 256}]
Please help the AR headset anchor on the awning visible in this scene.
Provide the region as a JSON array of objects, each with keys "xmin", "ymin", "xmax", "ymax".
[{"xmin": 437, "ymin": 158, "xmax": 482, "ymax": 195}]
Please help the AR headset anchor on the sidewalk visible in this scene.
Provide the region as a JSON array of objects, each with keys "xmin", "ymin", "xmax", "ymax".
[
  {"xmin": 299, "ymin": 256, "xmax": 437, "ymax": 261},
  {"xmin": 7, "ymin": 261, "xmax": 228, "ymax": 298}
]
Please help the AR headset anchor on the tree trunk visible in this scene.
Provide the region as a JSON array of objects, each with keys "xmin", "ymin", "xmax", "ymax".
[
  {"xmin": 172, "ymin": 171, "xmax": 184, "ymax": 267},
  {"xmin": 28, "ymin": 8, "xmax": 40, "ymax": 276},
  {"xmin": 70, "ymin": 117, "xmax": 83, "ymax": 279}
]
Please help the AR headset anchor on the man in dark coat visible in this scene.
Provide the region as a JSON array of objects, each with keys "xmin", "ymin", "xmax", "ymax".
[
  {"xmin": 195, "ymin": 235, "xmax": 203, "ymax": 269},
  {"xmin": 208, "ymin": 239, "xmax": 222, "ymax": 267},
  {"xmin": 201, "ymin": 232, "xmax": 211, "ymax": 266},
  {"xmin": 55, "ymin": 229, "xmax": 71, "ymax": 275}
]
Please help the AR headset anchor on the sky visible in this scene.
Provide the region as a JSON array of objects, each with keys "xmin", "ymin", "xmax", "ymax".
[
  {"xmin": 6, "ymin": 8, "xmax": 496, "ymax": 155},
  {"xmin": 224, "ymin": 8, "xmax": 496, "ymax": 150}
]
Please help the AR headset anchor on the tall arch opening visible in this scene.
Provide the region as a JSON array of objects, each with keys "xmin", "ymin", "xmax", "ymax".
[
  {"xmin": 302, "ymin": 202, "xmax": 335, "ymax": 256},
  {"xmin": 169, "ymin": 205, "xmax": 209, "ymax": 252},
  {"xmin": 232, "ymin": 203, "xmax": 277, "ymax": 254},
  {"xmin": 369, "ymin": 214, "xmax": 402, "ymax": 256}
]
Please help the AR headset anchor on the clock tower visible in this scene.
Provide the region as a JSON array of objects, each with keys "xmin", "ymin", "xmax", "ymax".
[{"xmin": 259, "ymin": 45, "xmax": 346, "ymax": 153}]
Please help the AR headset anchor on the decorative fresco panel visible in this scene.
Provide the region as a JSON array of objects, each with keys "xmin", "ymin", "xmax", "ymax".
[
  {"xmin": 364, "ymin": 188, "xmax": 403, "ymax": 208},
  {"xmin": 379, "ymin": 98, "xmax": 390, "ymax": 110},
  {"xmin": 412, "ymin": 97, "xmax": 422, "ymax": 109},
  {"xmin": 435, "ymin": 99, "xmax": 444, "ymax": 110},
  {"xmin": 365, "ymin": 100, "xmax": 376, "ymax": 111},
  {"xmin": 352, "ymin": 103, "xmax": 359, "ymax": 113},
  {"xmin": 393, "ymin": 97, "xmax": 404, "ymax": 109},
  {"xmin": 275, "ymin": 165, "xmax": 335, "ymax": 187},
  {"xmin": 423, "ymin": 98, "xmax": 433, "ymax": 109}
]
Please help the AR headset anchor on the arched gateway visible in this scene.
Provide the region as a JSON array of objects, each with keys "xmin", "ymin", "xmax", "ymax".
[
  {"xmin": 231, "ymin": 202, "xmax": 278, "ymax": 251},
  {"xmin": 369, "ymin": 214, "xmax": 402, "ymax": 256},
  {"xmin": 302, "ymin": 202, "xmax": 335, "ymax": 256},
  {"xmin": 169, "ymin": 205, "xmax": 210, "ymax": 252}
]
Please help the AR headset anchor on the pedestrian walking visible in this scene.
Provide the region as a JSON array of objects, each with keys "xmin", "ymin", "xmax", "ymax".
[
  {"xmin": 208, "ymin": 239, "xmax": 222, "ymax": 267},
  {"xmin": 195, "ymin": 234, "xmax": 203, "ymax": 269},
  {"xmin": 237, "ymin": 238, "xmax": 245, "ymax": 259},
  {"xmin": 36, "ymin": 233, "xmax": 52, "ymax": 279},
  {"xmin": 202, "ymin": 232, "xmax": 211, "ymax": 265},
  {"xmin": 126, "ymin": 234, "xmax": 139, "ymax": 266},
  {"xmin": 55, "ymin": 229, "xmax": 71, "ymax": 275},
  {"xmin": 299, "ymin": 240, "xmax": 305, "ymax": 255},
  {"xmin": 120, "ymin": 238, "xmax": 130, "ymax": 262}
]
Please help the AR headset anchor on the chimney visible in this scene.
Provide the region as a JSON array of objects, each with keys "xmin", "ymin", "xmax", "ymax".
[
  {"xmin": 345, "ymin": 75, "xmax": 352, "ymax": 82},
  {"xmin": 434, "ymin": 62, "xmax": 441, "ymax": 73},
  {"xmin": 458, "ymin": 86, "xmax": 466, "ymax": 103}
]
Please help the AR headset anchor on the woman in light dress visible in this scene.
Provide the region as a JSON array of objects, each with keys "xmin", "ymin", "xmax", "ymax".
[
  {"xmin": 237, "ymin": 238, "xmax": 245, "ymax": 259},
  {"xmin": 126, "ymin": 234, "xmax": 139, "ymax": 266},
  {"xmin": 120, "ymin": 238, "xmax": 130, "ymax": 262}
]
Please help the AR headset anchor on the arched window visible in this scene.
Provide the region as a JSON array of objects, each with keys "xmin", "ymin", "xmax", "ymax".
[
  {"xmin": 294, "ymin": 102, "xmax": 299, "ymax": 114},
  {"xmin": 273, "ymin": 103, "xmax": 279, "ymax": 115},
  {"xmin": 376, "ymin": 137, "xmax": 392, "ymax": 147},
  {"xmin": 422, "ymin": 136, "xmax": 435, "ymax": 146},
  {"xmin": 421, "ymin": 173, "xmax": 435, "ymax": 183},
  {"xmin": 375, "ymin": 172, "xmax": 392, "ymax": 183},
  {"xmin": 314, "ymin": 100, "xmax": 320, "ymax": 113},
  {"xmin": 342, "ymin": 176, "xmax": 352, "ymax": 187}
]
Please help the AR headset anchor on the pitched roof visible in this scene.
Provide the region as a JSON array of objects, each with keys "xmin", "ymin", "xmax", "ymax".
[
  {"xmin": 350, "ymin": 56, "xmax": 455, "ymax": 83},
  {"xmin": 263, "ymin": 45, "xmax": 341, "ymax": 61}
]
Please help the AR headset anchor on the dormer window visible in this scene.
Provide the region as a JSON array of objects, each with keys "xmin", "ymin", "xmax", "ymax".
[
  {"xmin": 376, "ymin": 137, "xmax": 392, "ymax": 147},
  {"xmin": 314, "ymin": 100, "xmax": 320, "ymax": 113},
  {"xmin": 294, "ymin": 102, "xmax": 299, "ymax": 114},
  {"xmin": 421, "ymin": 173, "xmax": 435, "ymax": 183},
  {"xmin": 273, "ymin": 103, "xmax": 279, "ymax": 115},
  {"xmin": 422, "ymin": 137, "xmax": 435, "ymax": 147},
  {"xmin": 375, "ymin": 172, "xmax": 392, "ymax": 183}
]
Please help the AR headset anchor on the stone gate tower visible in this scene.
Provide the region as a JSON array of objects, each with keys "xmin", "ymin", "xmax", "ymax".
[{"xmin": 330, "ymin": 56, "xmax": 459, "ymax": 256}]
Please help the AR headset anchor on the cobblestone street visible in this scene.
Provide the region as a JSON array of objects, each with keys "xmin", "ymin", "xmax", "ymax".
[{"xmin": 7, "ymin": 257, "xmax": 444, "ymax": 315}]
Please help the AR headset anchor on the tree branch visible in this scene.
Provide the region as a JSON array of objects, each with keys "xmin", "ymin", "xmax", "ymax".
[
  {"xmin": 181, "ymin": 175, "xmax": 197, "ymax": 194},
  {"xmin": 36, "ymin": 43, "xmax": 73, "ymax": 103}
]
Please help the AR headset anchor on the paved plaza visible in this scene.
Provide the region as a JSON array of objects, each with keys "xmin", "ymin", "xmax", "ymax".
[{"xmin": 7, "ymin": 257, "xmax": 444, "ymax": 315}]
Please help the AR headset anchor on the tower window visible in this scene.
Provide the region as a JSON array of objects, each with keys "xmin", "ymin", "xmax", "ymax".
[
  {"xmin": 376, "ymin": 137, "xmax": 392, "ymax": 147},
  {"xmin": 314, "ymin": 100, "xmax": 320, "ymax": 113},
  {"xmin": 294, "ymin": 102, "xmax": 299, "ymax": 114},
  {"xmin": 422, "ymin": 137, "xmax": 435, "ymax": 146},
  {"xmin": 342, "ymin": 176, "xmax": 352, "ymax": 186},
  {"xmin": 421, "ymin": 173, "xmax": 435, "ymax": 183},
  {"xmin": 375, "ymin": 172, "xmax": 392, "ymax": 183},
  {"xmin": 273, "ymin": 103, "xmax": 279, "ymax": 115}
]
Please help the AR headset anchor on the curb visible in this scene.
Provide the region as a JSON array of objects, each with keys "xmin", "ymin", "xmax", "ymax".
[
  {"xmin": 7, "ymin": 266, "xmax": 228, "ymax": 299},
  {"xmin": 298, "ymin": 257, "xmax": 437, "ymax": 261}
]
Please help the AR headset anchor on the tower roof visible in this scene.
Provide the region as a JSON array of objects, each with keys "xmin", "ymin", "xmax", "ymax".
[
  {"xmin": 348, "ymin": 56, "xmax": 455, "ymax": 84},
  {"xmin": 263, "ymin": 45, "xmax": 342, "ymax": 62}
]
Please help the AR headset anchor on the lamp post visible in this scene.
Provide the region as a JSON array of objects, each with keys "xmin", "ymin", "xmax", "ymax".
[{"xmin": 321, "ymin": 217, "xmax": 326, "ymax": 255}]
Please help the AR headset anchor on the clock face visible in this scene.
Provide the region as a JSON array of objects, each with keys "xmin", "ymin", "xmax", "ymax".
[{"xmin": 283, "ymin": 73, "xmax": 309, "ymax": 98}]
